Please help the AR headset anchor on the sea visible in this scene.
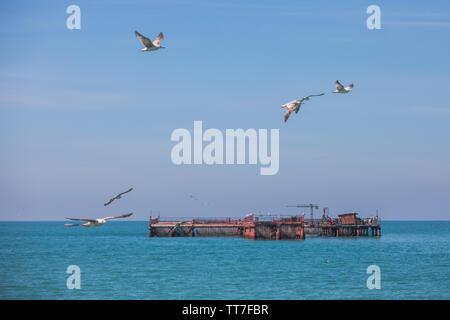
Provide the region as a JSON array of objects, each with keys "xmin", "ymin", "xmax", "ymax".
[{"xmin": 0, "ymin": 221, "xmax": 448, "ymax": 300}]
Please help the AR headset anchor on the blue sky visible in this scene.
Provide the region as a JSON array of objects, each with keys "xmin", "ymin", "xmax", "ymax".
[{"xmin": 1, "ymin": 0, "xmax": 449, "ymax": 220}]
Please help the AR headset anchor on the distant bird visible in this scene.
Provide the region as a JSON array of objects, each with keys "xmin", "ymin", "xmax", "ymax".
[
  {"xmin": 175, "ymin": 221, "xmax": 188, "ymax": 229},
  {"xmin": 168, "ymin": 221, "xmax": 188, "ymax": 236},
  {"xmin": 104, "ymin": 188, "xmax": 133, "ymax": 206},
  {"xmin": 135, "ymin": 31, "xmax": 165, "ymax": 52},
  {"xmin": 65, "ymin": 213, "xmax": 133, "ymax": 227},
  {"xmin": 281, "ymin": 93, "xmax": 325, "ymax": 122},
  {"xmin": 189, "ymin": 195, "xmax": 209, "ymax": 206},
  {"xmin": 333, "ymin": 80, "xmax": 353, "ymax": 93}
]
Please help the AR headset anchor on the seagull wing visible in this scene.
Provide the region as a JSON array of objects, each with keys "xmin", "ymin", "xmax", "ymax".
[
  {"xmin": 103, "ymin": 213, "xmax": 133, "ymax": 221},
  {"xmin": 152, "ymin": 32, "xmax": 164, "ymax": 46},
  {"xmin": 135, "ymin": 31, "xmax": 153, "ymax": 48},
  {"xmin": 335, "ymin": 81, "xmax": 345, "ymax": 91},
  {"xmin": 284, "ymin": 104, "xmax": 294, "ymax": 122},
  {"xmin": 304, "ymin": 93, "xmax": 325, "ymax": 99},
  {"xmin": 344, "ymin": 84, "xmax": 354, "ymax": 90},
  {"xmin": 117, "ymin": 188, "xmax": 133, "ymax": 197},
  {"xmin": 66, "ymin": 217, "xmax": 97, "ymax": 223},
  {"xmin": 104, "ymin": 198, "xmax": 115, "ymax": 206}
]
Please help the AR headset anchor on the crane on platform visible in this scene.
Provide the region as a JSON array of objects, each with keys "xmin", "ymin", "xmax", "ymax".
[{"xmin": 286, "ymin": 204, "xmax": 319, "ymax": 221}]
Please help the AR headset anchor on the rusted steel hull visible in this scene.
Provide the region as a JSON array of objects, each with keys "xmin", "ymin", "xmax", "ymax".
[
  {"xmin": 149, "ymin": 215, "xmax": 305, "ymax": 240},
  {"xmin": 242, "ymin": 221, "xmax": 304, "ymax": 240}
]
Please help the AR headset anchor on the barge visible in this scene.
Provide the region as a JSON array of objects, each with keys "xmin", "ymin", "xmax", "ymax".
[{"xmin": 149, "ymin": 214, "xmax": 305, "ymax": 240}]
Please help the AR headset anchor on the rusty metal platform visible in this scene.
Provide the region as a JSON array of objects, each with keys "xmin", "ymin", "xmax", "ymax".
[{"xmin": 148, "ymin": 214, "xmax": 305, "ymax": 240}]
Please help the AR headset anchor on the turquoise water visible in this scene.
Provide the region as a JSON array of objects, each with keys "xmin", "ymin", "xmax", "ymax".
[{"xmin": 0, "ymin": 221, "xmax": 448, "ymax": 299}]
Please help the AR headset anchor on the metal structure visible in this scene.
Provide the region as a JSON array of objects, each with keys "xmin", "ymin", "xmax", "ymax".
[
  {"xmin": 287, "ymin": 203, "xmax": 319, "ymax": 221},
  {"xmin": 148, "ymin": 210, "xmax": 381, "ymax": 239},
  {"xmin": 148, "ymin": 214, "xmax": 305, "ymax": 240}
]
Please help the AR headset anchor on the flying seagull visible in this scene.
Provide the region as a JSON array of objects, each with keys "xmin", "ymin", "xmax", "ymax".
[
  {"xmin": 65, "ymin": 213, "xmax": 133, "ymax": 227},
  {"xmin": 169, "ymin": 221, "xmax": 188, "ymax": 235},
  {"xmin": 135, "ymin": 31, "xmax": 165, "ymax": 52},
  {"xmin": 174, "ymin": 221, "xmax": 188, "ymax": 229},
  {"xmin": 104, "ymin": 188, "xmax": 133, "ymax": 206},
  {"xmin": 281, "ymin": 93, "xmax": 325, "ymax": 122},
  {"xmin": 333, "ymin": 80, "xmax": 353, "ymax": 93}
]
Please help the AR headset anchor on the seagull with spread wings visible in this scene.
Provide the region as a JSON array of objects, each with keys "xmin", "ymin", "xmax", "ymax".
[
  {"xmin": 65, "ymin": 213, "xmax": 133, "ymax": 227},
  {"xmin": 135, "ymin": 31, "xmax": 165, "ymax": 52},
  {"xmin": 281, "ymin": 93, "xmax": 325, "ymax": 122},
  {"xmin": 104, "ymin": 188, "xmax": 133, "ymax": 206},
  {"xmin": 168, "ymin": 221, "xmax": 189, "ymax": 236},
  {"xmin": 333, "ymin": 80, "xmax": 353, "ymax": 93}
]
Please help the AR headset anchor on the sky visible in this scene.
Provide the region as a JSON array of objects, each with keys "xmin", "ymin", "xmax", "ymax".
[{"xmin": 0, "ymin": 0, "xmax": 449, "ymax": 221}]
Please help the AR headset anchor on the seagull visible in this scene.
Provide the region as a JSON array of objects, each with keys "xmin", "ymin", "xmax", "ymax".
[
  {"xmin": 135, "ymin": 31, "xmax": 165, "ymax": 52},
  {"xmin": 104, "ymin": 188, "xmax": 133, "ymax": 206},
  {"xmin": 175, "ymin": 221, "xmax": 188, "ymax": 228},
  {"xmin": 281, "ymin": 93, "xmax": 325, "ymax": 122},
  {"xmin": 65, "ymin": 213, "xmax": 133, "ymax": 227},
  {"xmin": 333, "ymin": 80, "xmax": 353, "ymax": 93},
  {"xmin": 170, "ymin": 221, "xmax": 188, "ymax": 233}
]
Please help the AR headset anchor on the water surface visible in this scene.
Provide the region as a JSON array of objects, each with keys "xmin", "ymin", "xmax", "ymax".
[{"xmin": 0, "ymin": 221, "xmax": 448, "ymax": 299}]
